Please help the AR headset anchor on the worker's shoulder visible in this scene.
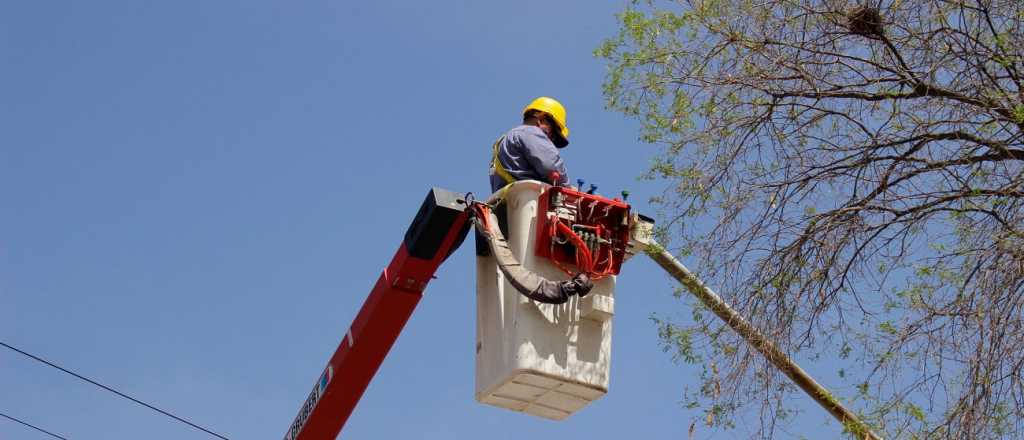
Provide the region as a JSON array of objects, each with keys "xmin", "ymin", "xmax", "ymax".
[
  {"xmin": 505, "ymin": 124, "xmax": 546, "ymax": 139},
  {"xmin": 504, "ymin": 125, "xmax": 551, "ymax": 146}
]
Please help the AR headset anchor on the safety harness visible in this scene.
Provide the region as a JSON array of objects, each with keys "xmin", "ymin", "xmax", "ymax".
[{"xmin": 491, "ymin": 137, "xmax": 515, "ymax": 186}]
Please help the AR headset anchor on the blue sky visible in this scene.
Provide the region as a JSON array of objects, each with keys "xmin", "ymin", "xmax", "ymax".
[{"xmin": 2, "ymin": 2, "xmax": 847, "ymax": 439}]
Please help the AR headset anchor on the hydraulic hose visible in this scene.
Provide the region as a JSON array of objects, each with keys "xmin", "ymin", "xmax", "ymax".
[
  {"xmin": 556, "ymin": 221, "xmax": 593, "ymax": 272},
  {"xmin": 473, "ymin": 204, "xmax": 592, "ymax": 304}
]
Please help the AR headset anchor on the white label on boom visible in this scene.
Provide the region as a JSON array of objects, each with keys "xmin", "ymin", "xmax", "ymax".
[{"xmin": 284, "ymin": 364, "xmax": 334, "ymax": 440}]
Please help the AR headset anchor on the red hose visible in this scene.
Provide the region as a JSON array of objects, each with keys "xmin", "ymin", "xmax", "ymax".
[
  {"xmin": 479, "ymin": 203, "xmax": 607, "ymax": 280},
  {"xmin": 556, "ymin": 221, "xmax": 593, "ymax": 273}
]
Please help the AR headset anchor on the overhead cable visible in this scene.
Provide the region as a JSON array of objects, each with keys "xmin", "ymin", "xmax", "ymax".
[
  {"xmin": 0, "ymin": 411, "xmax": 69, "ymax": 440},
  {"xmin": 0, "ymin": 340, "xmax": 230, "ymax": 440}
]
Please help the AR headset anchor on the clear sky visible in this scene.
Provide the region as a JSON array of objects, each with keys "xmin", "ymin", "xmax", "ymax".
[{"xmin": 2, "ymin": 2, "xmax": 847, "ymax": 439}]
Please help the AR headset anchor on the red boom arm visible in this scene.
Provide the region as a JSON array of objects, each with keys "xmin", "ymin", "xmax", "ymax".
[{"xmin": 283, "ymin": 188, "xmax": 471, "ymax": 440}]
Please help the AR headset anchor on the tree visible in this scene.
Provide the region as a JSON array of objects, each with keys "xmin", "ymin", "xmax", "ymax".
[{"xmin": 597, "ymin": 0, "xmax": 1024, "ymax": 438}]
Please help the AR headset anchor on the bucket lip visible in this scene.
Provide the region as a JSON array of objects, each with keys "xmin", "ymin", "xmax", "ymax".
[{"xmin": 486, "ymin": 180, "xmax": 550, "ymax": 205}]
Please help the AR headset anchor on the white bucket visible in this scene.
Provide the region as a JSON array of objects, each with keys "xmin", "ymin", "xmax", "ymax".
[{"xmin": 475, "ymin": 180, "xmax": 614, "ymax": 420}]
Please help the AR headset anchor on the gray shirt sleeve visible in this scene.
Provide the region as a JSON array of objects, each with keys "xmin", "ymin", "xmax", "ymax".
[{"xmin": 517, "ymin": 127, "xmax": 569, "ymax": 186}]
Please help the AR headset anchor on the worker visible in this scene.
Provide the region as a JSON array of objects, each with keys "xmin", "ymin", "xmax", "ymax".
[
  {"xmin": 480, "ymin": 97, "xmax": 592, "ymax": 301},
  {"xmin": 489, "ymin": 97, "xmax": 570, "ymax": 193}
]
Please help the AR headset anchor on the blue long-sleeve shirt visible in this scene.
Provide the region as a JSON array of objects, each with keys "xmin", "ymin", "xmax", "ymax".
[{"xmin": 489, "ymin": 124, "xmax": 569, "ymax": 193}]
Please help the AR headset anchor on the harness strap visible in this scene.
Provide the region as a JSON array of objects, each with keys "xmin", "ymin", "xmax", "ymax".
[{"xmin": 491, "ymin": 137, "xmax": 515, "ymax": 185}]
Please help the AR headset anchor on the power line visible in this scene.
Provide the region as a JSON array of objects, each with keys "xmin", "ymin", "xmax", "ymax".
[
  {"xmin": 0, "ymin": 340, "xmax": 230, "ymax": 440},
  {"xmin": 0, "ymin": 411, "xmax": 69, "ymax": 440}
]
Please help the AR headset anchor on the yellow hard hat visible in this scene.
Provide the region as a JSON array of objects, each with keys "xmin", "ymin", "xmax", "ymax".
[{"xmin": 523, "ymin": 96, "xmax": 569, "ymax": 148}]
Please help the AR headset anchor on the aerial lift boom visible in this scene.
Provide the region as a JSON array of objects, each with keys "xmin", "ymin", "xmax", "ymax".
[
  {"xmin": 282, "ymin": 188, "xmax": 471, "ymax": 440},
  {"xmin": 283, "ymin": 185, "xmax": 881, "ymax": 440}
]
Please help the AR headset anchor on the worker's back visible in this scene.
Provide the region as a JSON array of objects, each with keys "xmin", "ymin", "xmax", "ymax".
[{"xmin": 490, "ymin": 124, "xmax": 568, "ymax": 193}]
